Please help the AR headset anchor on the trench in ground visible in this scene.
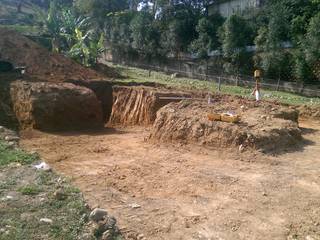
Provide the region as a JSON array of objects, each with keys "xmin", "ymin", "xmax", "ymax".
[{"xmin": 19, "ymin": 85, "xmax": 320, "ymax": 240}]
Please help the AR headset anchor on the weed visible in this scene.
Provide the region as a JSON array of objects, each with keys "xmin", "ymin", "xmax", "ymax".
[
  {"xmin": 0, "ymin": 141, "xmax": 38, "ymax": 166},
  {"xmin": 18, "ymin": 185, "xmax": 42, "ymax": 195}
]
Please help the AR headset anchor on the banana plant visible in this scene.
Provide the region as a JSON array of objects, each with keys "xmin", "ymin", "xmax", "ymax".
[{"xmin": 68, "ymin": 28, "xmax": 105, "ymax": 66}]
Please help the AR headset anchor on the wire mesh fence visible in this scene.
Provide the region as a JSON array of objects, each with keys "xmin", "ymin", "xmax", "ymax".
[{"xmin": 117, "ymin": 60, "xmax": 320, "ymax": 98}]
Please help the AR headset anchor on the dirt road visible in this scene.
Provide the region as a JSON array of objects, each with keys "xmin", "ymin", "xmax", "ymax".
[{"xmin": 20, "ymin": 120, "xmax": 320, "ymax": 240}]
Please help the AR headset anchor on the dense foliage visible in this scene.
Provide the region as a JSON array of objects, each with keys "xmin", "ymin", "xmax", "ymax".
[{"xmin": 1, "ymin": 0, "xmax": 320, "ymax": 82}]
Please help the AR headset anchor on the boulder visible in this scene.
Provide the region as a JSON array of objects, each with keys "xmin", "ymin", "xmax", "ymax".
[
  {"xmin": 89, "ymin": 208, "xmax": 108, "ymax": 222},
  {"xmin": 10, "ymin": 81, "xmax": 103, "ymax": 131}
]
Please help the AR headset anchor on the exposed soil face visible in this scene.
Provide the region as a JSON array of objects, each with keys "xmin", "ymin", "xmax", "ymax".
[
  {"xmin": 109, "ymin": 86, "xmax": 192, "ymax": 126},
  {"xmin": 10, "ymin": 81, "xmax": 103, "ymax": 131},
  {"xmin": 20, "ymin": 119, "xmax": 320, "ymax": 240},
  {"xmin": 296, "ymin": 105, "xmax": 320, "ymax": 121},
  {"xmin": 150, "ymin": 98, "xmax": 301, "ymax": 152}
]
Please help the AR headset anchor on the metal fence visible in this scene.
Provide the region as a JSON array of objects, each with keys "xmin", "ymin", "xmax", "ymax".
[{"xmin": 116, "ymin": 60, "xmax": 320, "ymax": 98}]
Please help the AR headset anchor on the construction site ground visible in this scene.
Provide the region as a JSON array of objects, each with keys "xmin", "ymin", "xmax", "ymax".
[{"xmin": 20, "ymin": 119, "xmax": 320, "ymax": 240}]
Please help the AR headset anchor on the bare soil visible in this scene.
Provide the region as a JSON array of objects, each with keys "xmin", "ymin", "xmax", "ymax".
[
  {"xmin": 20, "ymin": 119, "xmax": 320, "ymax": 240},
  {"xmin": 0, "ymin": 28, "xmax": 105, "ymax": 82},
  {"xmin": 150, "ymin": 100, "xmax": 301, "ymax": 152}
]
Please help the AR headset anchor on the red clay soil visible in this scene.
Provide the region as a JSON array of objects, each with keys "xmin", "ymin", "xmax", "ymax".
[
  {"xmin": 20, "ymin": 119, "xmax": 320, "ymax": 240},
  {"xmin": 10, "ymin": 81, "xmax": 103, "ymax": 131},
  {"xmin": 109, "ymin": 86, "xmax": 192, "ymax": 126},
  {"xmin": 150, "ymin": 97, "xmax": 301, "ymax": 152},
  {"xmin": 0, "ymin": 28, "xmax": 103, "ymax": 82}
]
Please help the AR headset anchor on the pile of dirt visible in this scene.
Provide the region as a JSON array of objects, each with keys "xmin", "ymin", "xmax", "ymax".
[
  {"xmin": 10, "ymin": 81, "xmax": 103, "ymax": 131},
  {"xmin": 149, "ymin": 98, "xmax": 302, "ymax": 152},
  {"xmin": 109, "ymin": 86, "xmax": 192, "ymax": 126},
  {"xmin": 0, "ymin": 28, "xmax": 103, "ymax": 82},
  {"xmin": 296, "ymin": 105, "xmax": 320, "ymax": 121}
]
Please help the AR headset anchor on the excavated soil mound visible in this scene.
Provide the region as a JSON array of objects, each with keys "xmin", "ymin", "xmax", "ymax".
[
  {"xmin": 10, "ymin": 81, "xmax": 103, "ymax": 131},
  {"xmin": 109, "ymin": 86, "xmax": 192, "ymax": 126},
  {"xmin": 150, "ymin": 99, "xmax": 301, "ymax": 152},
  {"xmin": 0, "ymin": 28, "xmax": 103, "ymax": 82},
  {"xmin": 295, "ymin": 105, "xmax": 320, "ymax": 121}
]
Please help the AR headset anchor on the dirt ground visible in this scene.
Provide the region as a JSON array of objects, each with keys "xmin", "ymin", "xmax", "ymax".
[{"xmin": 20, "ymin": 119, "xmax": 320, "ymax": 240}]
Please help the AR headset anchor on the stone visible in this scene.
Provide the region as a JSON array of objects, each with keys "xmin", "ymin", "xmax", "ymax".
[
  {"xmin": 137, "ymin": 233, "xmax": 145, "ymax": 240},
  {"xmin": 54, "ymin": 189, "xmax": 67, "ymax": 200},
  {"xmin": 89, "ymin": 208, "xmax": 108, "ymax": 222},
  {"xmin": 101, "ymin": 230, "xmax": 113, "ymax": 240},
  {"xmin": 129, "ymin": 203, "xmax": 141, "ymax": 209},
  {"xmin": 0, "ymin": 126, "xmax": 4, "ymax": 132},
  {"xmin": 97, "ymin": 217, "xmax": 117, "ymax": 232},
  {"xmin": 40, "ymin": 218, "xmax": 53, "ymax": 224},
  {"xmin": 4, "ymin": 136, "xmax": 19, "ymax": 142}
]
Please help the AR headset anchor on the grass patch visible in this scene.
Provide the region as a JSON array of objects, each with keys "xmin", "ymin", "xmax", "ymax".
[
  {"xmin": 18, "ymin": 184, "xmax": 42, "ymax": 195},
  {"xmin": 113, "ymin": 64, "xmax": 320, "ymax": 106},
  {"xmin": 0, "ymin": 141, "xmax": 38, "ymax": 166}
]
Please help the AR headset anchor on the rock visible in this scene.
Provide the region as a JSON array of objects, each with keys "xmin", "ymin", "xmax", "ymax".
[
  {"xmin": 7, "ymin": 142, "xmax": 16, "ymax": 148},
  {"xmin": 89, "ymin": 208, "xmax": 108, "ymax": 222},
  {"xmin": 129, "ymin": 203, "xmax": 141, "ymax": 209},
  {"xmin": 94, "ymin": 216, "xmax": 117, "ymax": 237},
  {"xmin": 40, "ymin": 218, "xmax": 53, "ymax": 224},
  {"xmin": 10, "ymin": 81, "xmax": 103, "ymax": 131},
  {"xmin": 34, "ymin": 162, "xmax": 51, "ymax": 172},
  {"xmin": 0, "ymin": 126, "xmax": 4, "ymax": 132},
  {"xmin": 4, "ymin": 136, "xmax": 19, "ymax": 141},
  {"xmin": 101, "ymin": 230, "xmax": 113, "ymax": 240},
  {"xmin": 239, "ymin": 144, "xmax": 245, "ymax": 153},
  {"xmin": 54, "ymin": 189, "xmax": 67, "ymax": 200},
  {"xmin": 137, "ymin": 233, "xmax": 145, "ymax": 240}
]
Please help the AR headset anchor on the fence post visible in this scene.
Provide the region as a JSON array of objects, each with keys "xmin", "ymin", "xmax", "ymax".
[
  {"xmin": 276, "ymin": 78, "xmax": 280, "ymax": 91},
  {"xmin": 218, "ymin": 77, "xmax": 221, "ymax": 92}
]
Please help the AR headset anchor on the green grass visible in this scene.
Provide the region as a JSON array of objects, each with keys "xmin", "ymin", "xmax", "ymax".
[
  {"xmin": 18, "ymin": 184, "xmax": 42, "ymax": 195},
  {"xmin": 0, "ymin": 141, "xmax": 39, "ymax": 166},
  {"xmin": 112, "ymin": 64, "xmax": 320, "ymax": 106}
]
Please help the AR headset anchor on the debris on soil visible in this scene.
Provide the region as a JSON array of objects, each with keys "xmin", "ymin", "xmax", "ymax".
[
  {"xmin": 34, "ymin": 162, "xmax": 51, "ymax": 172},
  {"xmin": 0, "ymin": 28, "xmax": 103, "ymax": 82},
  {"xmin": 10, "ymin": 81, "xmax": 103, "ymax": 131},
  {"xmin": 0, "ymin": 125, "xmax": 19, "ymax": 147},
  {"xmin": 150, "ymin": 98, "xmax": 302, "ymax": 152},
  {"xmin": 90, "ymin": 208, "xmax": 109, "ymax": 222},
  {"xmin": 296, "ymin": 105, "xmax": 320, "ymax": 121},
  {"xmin": 89, "ymin": 208, "xmax": 120, "ymax": 240},
  {"xmin": 109, "ymin": 86, "xmax": 192, "ymax": 126}
]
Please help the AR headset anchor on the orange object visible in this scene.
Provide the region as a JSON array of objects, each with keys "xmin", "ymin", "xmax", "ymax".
[{"xmin": 208, "ymin": 113, "xmax": 221, "ymax": 121}]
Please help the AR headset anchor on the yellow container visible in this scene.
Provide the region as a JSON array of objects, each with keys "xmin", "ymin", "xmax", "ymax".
[
  {"xmin": 221, "ymin": 113, "xmax": 240, "ymax": 123},
  {"xmin": 208, "ymin": 113, "xmax": 221, "ymax": 121}
]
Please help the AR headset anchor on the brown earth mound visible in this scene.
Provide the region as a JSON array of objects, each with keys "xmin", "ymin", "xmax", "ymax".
[
  {"xmin": 109, "ymin": 86, "xmax": 192, "ymax": 126},
  {"xmin": 150, "ymin": 99, "xmax": 301, "ymax": 152},
  {"xmin": 0, "ymin": 28, "xmax": 103, "ymax": 82},
  {"xmin": 296, "ymin": 105, "xmax": 320, "ymax": 121},
  {"xmin": 10, "ymin": 81, "xmax": 103, "ymax": 131}
]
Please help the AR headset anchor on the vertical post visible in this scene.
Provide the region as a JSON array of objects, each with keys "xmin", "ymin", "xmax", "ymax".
[
  {"xmin": 276, "ymin": 77, "xmax": 280, "ymax": 91},
  {"xmin": 218, "ymin": 77, "xmax": 221, "ymax": 92}
]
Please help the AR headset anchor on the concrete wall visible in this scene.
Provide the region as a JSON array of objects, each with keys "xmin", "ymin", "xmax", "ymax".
[{"xmin": 209, "ymin": 0, "xmax": 260, "ymax": 18}]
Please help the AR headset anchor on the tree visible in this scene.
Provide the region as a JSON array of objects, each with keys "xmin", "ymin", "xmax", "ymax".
[
  {"xmin": 130, "ymin": 11, "xmax": 161, "ymax": 59},
  {"xmin": 190, "ymin": 14, "xmax": 224, "ymax": 59},
  {"xmin": 294, "ymin": 13, "xmax": 320, "ymax": 83},
  {"xmin": 159, "ymin": 3, "xmax": 200, "ymax": 57},
  {"xmin": 219, "ymin": 14, "xmax": 253, "ymax": 75}
]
